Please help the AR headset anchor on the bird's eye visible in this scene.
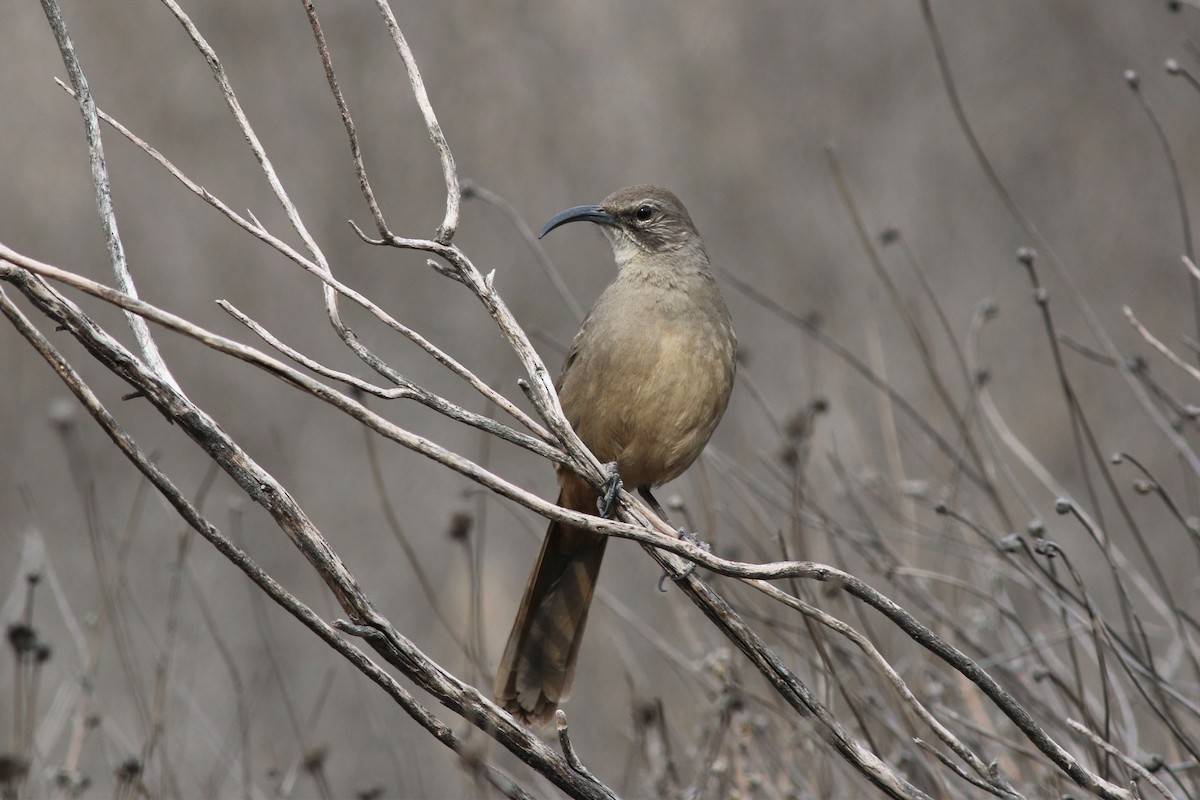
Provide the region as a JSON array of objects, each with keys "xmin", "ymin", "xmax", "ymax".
[{"xmin": 635, "ymin": 204, "xmax": 654, "ymax": 222}]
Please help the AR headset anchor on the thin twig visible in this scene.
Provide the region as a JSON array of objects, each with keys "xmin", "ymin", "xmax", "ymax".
[
  {"xmin": 1126, "ymin": 304, "xmax": 1200, "ymax": 384},
  {"xmin": 141, "ymin": 465, "xmax": 219, "ymax": 776},
  {"xmin": 218, "ymin": 299, "xmax": 559, "ymax": 461},
  {"xmin": 38, "ymin": 0, "xmax": 178, "ymax": 391},
  {"xmin": 370, "ymin": 0, "xmax": 459, "ymax": 243},
  {"xmin": 463, "ymin": 181, "xmax": 585, "ymax": 322},
  {"xmin": 556, "ymin": 711, "xmax": 601, "ymax": 784},
  {"xmin": 301, "ymin": 0, "xmax": 388, "ymax": 239},
  {"xmin": 1125, "ymin": 70, "xmax": 1197, "ymax": 351},
  {"xmin": 1067, "ymin": 719, "xmax": 1180, "ymax": 800}
]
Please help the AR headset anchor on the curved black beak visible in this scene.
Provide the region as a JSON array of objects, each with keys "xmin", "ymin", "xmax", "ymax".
[{"xmin": 538, "ymin": 204, "xmax": 619, "ymax": 239}]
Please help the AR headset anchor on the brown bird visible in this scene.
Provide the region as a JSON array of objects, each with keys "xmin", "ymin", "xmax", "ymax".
[{"xmin": 494, "ymin": 185, "xmax": 737, "ymax": 725}]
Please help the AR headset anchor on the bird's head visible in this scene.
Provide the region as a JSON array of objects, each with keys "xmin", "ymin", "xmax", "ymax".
[{"xmin": 539, "ymin": 185, "xmax": 704, "ymax": 266}]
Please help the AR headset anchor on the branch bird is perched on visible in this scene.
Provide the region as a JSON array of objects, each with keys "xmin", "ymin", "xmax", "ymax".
[{"xmin": 495, "ymin": 185, "xmax": 737, "ymax": 725}]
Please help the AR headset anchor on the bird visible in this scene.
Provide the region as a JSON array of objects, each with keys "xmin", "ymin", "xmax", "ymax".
[{"xmin": 494, "ymin": 185, "xmax": 737, "ymax": 726}]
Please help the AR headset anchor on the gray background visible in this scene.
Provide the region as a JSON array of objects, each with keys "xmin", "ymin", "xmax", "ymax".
[{"xmin": 3, "ymin": 2, "xmax": 1199, "ymax": 797}]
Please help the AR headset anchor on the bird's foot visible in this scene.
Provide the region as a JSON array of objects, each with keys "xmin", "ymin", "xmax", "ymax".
[
  {"xmin": 657, "ymin": 528, "xmax": 711, "ymax": 591},
  {"xmin": 596, "ymin": 462, "xmax": 623, "ymax": 518}
]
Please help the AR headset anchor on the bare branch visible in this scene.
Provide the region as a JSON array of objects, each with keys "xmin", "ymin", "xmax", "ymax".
[
  {"xmin": 0, "ymin": 252, "xmax": 932, "ymax": 798},
  {"xmin": 301, "ymin": 0, "xmax": 390, "ymax": 240},
  {"xmin": 463, "ymin": 181, "xmax": 586, "ymax": 322},
  {"xmin": 216, "ymin": 299, "xmax": 561, "ymax": 461},
  {"xmin": 1067, "ymin": 719, "xmax": 1179, "ymax": 800},
  {"xmin": 370, "ymin": 0, "xmax": 460, "ymax": 243},
  {"xmin": 38, "ymin": 0, "xmax": 178, "ymax": 391},
  {"xmin": 0, "ymin": 285, "xmax": 544, "ymax": 800},
  {"xmin": 556, "ymin": 711, "xmax": 601, "ymax": 785},
  {"xmin": 0, "ymin": 263, "xmax": 615, "ymax": 800},
  {"xmin": 1125, "ymin": 304, "xmax": 1200, "ymax": 384}
]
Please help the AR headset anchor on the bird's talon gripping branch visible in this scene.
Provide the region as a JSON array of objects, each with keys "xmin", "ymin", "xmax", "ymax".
[
  {"xmin": 657, "ymin": 529, "xmax": 710, "ymax": 590},
  {"xmin": 679, "ymin": 527, "xmax": 711, "ymax": 551},
  {"xmin": 672, "ymin": 528, "xmax": 710, "ymax": 582},
  {"xmin": 596, "ymin": 461, "xmax": 622, "ymax": 518}
]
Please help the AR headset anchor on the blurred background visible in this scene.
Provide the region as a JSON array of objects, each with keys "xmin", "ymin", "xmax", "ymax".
[{"xmin": 3, "ymin": 2, "xmax": 1200, "ymax": 797}]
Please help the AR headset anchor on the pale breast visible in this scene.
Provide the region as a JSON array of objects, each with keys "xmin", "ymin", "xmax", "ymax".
[{"xmin": 558, "ymin": 274, "xmax": 736, "ymax": 489}]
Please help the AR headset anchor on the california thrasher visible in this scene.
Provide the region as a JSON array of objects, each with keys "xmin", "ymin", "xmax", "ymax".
[{"xmin": 494, "ymin": 185, "xmax": 737, "ymax": 725}]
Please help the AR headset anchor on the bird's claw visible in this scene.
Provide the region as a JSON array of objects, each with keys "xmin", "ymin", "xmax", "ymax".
[
  {"xmin": 596, "ymin": 462, "xmax": 622, "ymax": 518},
  {"xmin": 658, "ymin": 528, "xmax": 710, "ymax": 591}
]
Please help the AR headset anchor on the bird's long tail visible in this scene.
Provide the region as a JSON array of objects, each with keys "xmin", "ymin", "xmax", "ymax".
[{"xmin": 494, "ymin": 479, "xmax": 607, "ymax": 725}]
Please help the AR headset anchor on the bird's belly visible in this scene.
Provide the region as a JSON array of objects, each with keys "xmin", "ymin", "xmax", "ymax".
[{"xmin": 566, "ymin": 324, "xmax": 733, "ymax": 489}]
